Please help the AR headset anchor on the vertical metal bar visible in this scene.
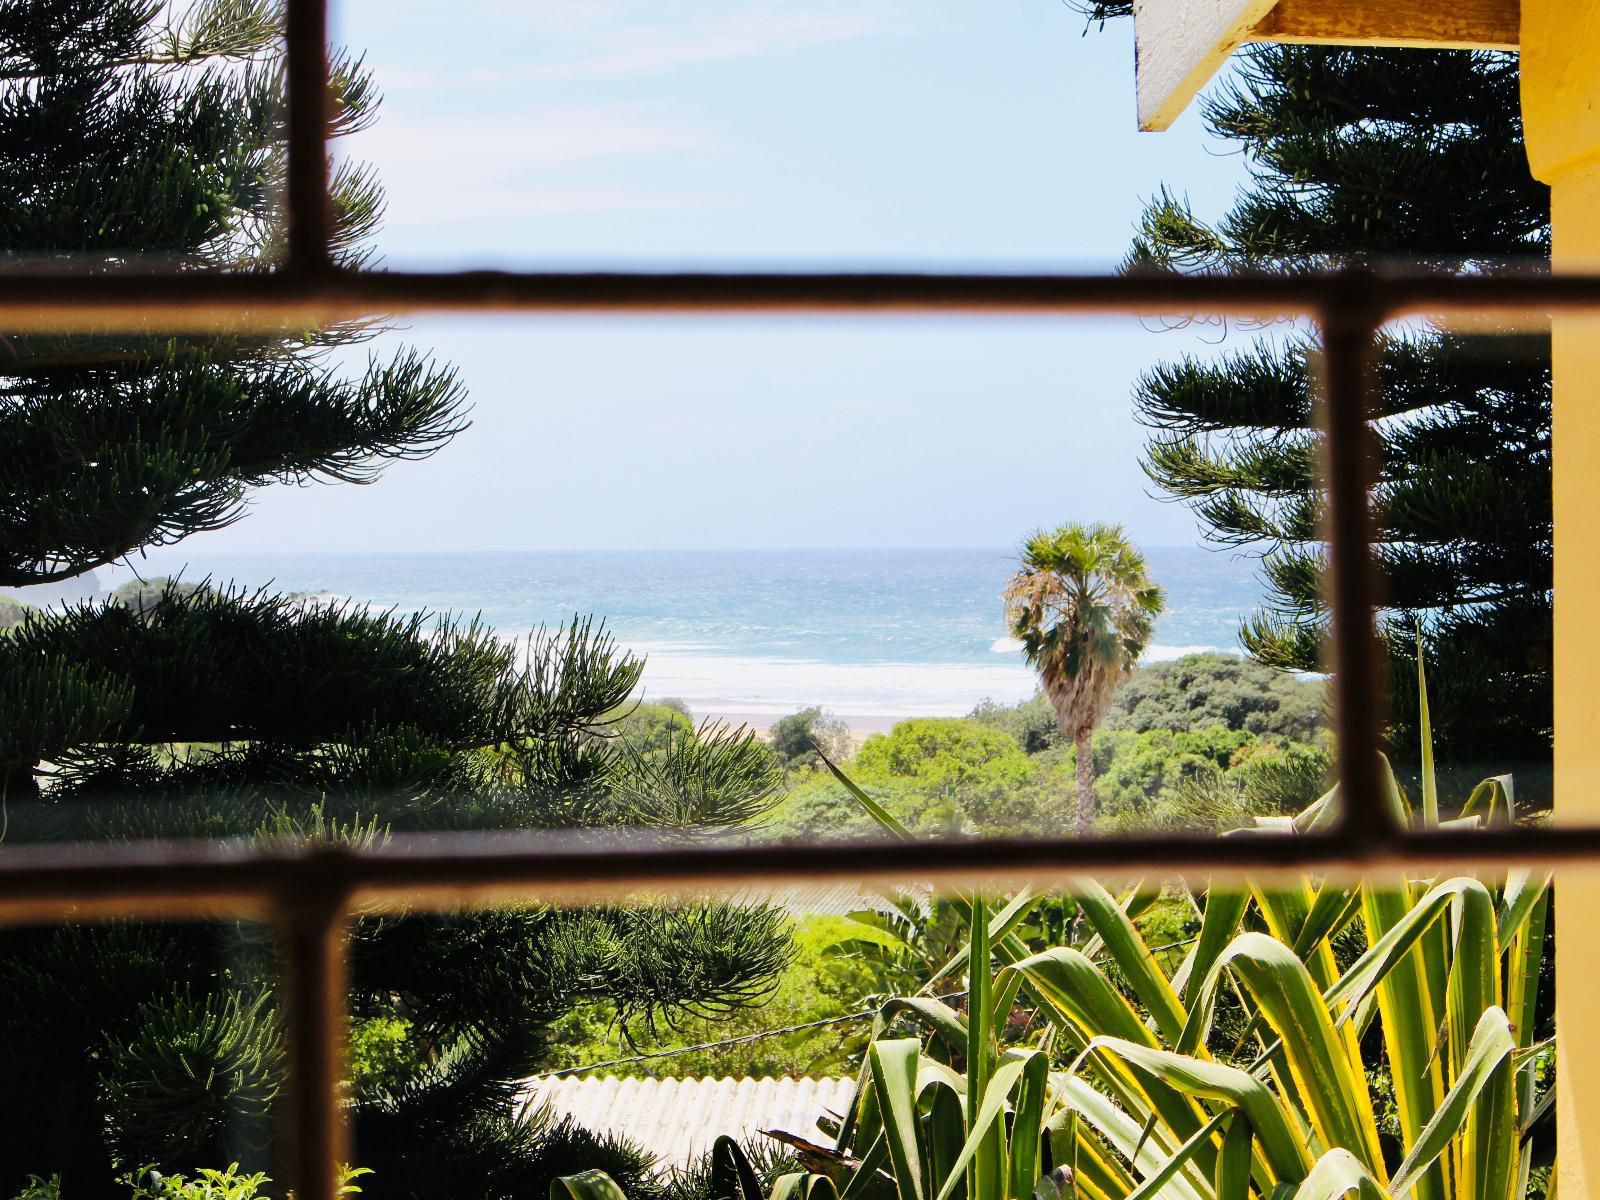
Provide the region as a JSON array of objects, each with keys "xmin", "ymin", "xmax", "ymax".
[
  {"xmin": 283, "ymin": 0, "xmax": 331, "ymax": 270},
  {"xmin": 279, "ymin": 879, "xmax": 350, "ymax": 1200},
  {"xmin": 1320, "ymin": 295, "xmax": 1396, "ymax": 843}
]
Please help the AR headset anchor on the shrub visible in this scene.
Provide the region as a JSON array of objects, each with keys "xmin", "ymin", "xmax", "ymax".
[
  {"xmin": 1103, "ymin": 651, "xmax": 1326, "ymax": 740},
  {"xmin": 108, "ymin": 578, "xmax": 208, "ymax": 615},
  {"xmin": 544, "ymin": 915, "xmax": 886, "ymax": 1079},
  {"xmin": 974, "ymin": 654, "xmax": 1329, "ymax": 750},
  {"xmin": 969, "ymin": 693, "xmax": 1063, "ymax": 753},
  {"xmin": 0, "ymin": 594, "xmax": 33, "ymax": 632},
  {"xmin": 766, "ymin": 707, "xmax": 851, "ymax": 767},
  {"xmin": 120, "ymin": 1164, "xmax": 370, "ymax": 1200},
  {"xmin": 609, "ymin": 702, "xmax": 695, "ymax": 755}
]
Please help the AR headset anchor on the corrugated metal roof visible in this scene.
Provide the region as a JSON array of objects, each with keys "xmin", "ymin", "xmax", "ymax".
[
  {"xmin": 728, "ymin": 882, "xmax": 883, "ymax": 917},
  {"xmin": 522, "ymin": 1076, "xmax": 856, "ymax": 1169},
  {"xmin": 729, "ymin": 881, "xmax": 934, "ymax": 917}
]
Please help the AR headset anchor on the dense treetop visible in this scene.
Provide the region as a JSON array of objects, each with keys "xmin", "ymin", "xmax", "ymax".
[
  {"xmin": 0, "ymin": 0, "xmax": 466, "ymax": 588},
  {"xmin": 1075, "ymin": 29, "xmax": 1551, "ymax": 768}
]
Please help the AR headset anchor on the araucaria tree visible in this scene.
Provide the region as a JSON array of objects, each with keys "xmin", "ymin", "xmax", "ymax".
[
  {"xmin": 1003, "ymin": 523, "xmax": 1163, "ymax": 833},
  {"xmin": 1080, "ymin": 17, "xmax": 1551, "ymax": 773},
  {"xmin": 0, "ymin": 2, "xmax": 790, "ymax": 1197}
]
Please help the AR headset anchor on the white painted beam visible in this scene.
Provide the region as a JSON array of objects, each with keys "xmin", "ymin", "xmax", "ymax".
[{"xmin": 1133, "ymin": 0, "xmax": 1277, "ymax": 132}]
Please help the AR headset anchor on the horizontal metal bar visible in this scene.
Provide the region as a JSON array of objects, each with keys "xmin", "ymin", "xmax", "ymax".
[
  {"xmin": 0, "ymin": 265, "xmax": 1589, "ymax": 329},
  {"xmin": 0, "ymin": 824, "xmax": 1584, "ymax": 924}
]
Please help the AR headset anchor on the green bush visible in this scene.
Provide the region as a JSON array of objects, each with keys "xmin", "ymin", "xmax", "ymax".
[
  {"xmin": 768, "ymin": 719, "xmax": 1072, "ymax": 839},
  {"xmin": 120, "ymin": 1164, "xmax": 370, "ymax": 1200},
  {"xmin": 108, "ymin": 578, "xmax": 208, "ymax": 614},
  {"xmin": 609, "ymin": 702, "xmax": 694, "ymax": 755},
  {"xmin": 543, "ymin": 916, "xmax": 887, "ymax": 1078},
  {"xmin": 973, "ymin": 653, "xmax": 1328, "ymax": 749},
  {"xmin": 0, "ymin": 594, "xmax": 33, "ymax": 633},
  {"xmin": 765, "ymin": 707, "xmax": 850, "ymax": 768},
  {"xmin": 969, "ymin": 693, "xmax": 1062, "ymax": 753},
  {"xmin": 9, "ymin": 1177, "xmax": 59, "ymax": 1200},
  {"xmin": 99, "ymin": 992, "xmax": 283, "ymax": 1170},
  {"xmin": 855, "ymin": 719, "xmax": 1035, "ymax": 800},
  {"xmin": 1102, "ymin": 651, "xmax": 1326, "ymax": 740},
  {"xmin": 767, "ymin": 712, "xmax": 1331, "ymax": 838}
]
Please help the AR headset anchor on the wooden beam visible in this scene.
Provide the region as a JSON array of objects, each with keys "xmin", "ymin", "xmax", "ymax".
[
  {"xmin": 1134, "ymin": 0, "xmax": 1279, "ymax": 131},
  {"xmin": 1135, "ymin": 0, "xmax": 1520, "ymax": 133},
  {"xmin": 1253, "ymin": 0, "xmax": 1518, "ymax": 50}
]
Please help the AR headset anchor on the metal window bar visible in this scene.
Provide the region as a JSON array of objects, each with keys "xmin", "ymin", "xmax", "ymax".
[{"xmin": 0, "ymin": 5, "xmax": 1593, "ymax": 1198}]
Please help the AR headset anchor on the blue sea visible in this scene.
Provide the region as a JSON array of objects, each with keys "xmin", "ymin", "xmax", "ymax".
[{"xmin": 99, "ymin": 547, "xmax": 1266, "ymax": 720}]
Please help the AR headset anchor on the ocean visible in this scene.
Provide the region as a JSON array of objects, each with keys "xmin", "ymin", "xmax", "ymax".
[{"xmin": 98, "ymin": 546, "xmax": 1267, "ymax": 720}]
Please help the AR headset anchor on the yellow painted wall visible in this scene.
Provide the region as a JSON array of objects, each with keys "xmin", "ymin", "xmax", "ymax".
[
  {"xmin": 1524, "ymin": 0, "xmax": 1600, "ymax": 1191},
  {"xmin": 1549, "ymin": 164, "xmax": 1600, "ymax": 1200}
]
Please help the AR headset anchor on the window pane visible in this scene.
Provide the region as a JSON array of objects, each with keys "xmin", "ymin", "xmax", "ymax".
[
  {"xmin": 1369, "ymin": 316, "xmax": 1553, "ymax": 817},
  {"xmin": 0, "ymin": 310, "xmax": 1355, "ymax": 851},
  {"xmin": 325, "ymin": 0, "xmax": 1248, "ymax": 271}
]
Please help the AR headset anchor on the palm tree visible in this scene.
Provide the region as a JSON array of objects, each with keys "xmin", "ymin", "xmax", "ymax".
[{"xmin": 1003, "ymin": 523, "xmax": 1164, "ymax": 834}]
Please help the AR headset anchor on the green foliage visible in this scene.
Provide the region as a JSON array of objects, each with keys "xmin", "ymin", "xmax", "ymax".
[
  {"xmin": 100, "ymin": 991, "xmax": 283, "ymax": 1169},
  {"xmin": 613, "ymin": 722, "xmax": 784, "ymax": 830},
  {"xmin": 0, "ymin": 593, "xmax": 34, "ymax": 632},
  {"xmin": 973, "ymin": 653, "xmax": 1327, "ymax": 751},
  {"xmin": 658, "ymin": 1136, "xmax": 802, "ymax": 1200},
  {"xmin": 766, "ymin": 708, "xmax": 851, "ymax": 768},
  {"xmin": 558, "ymin": 1139, "xmax": 808, "ymax": 1200},
  {"xmin": 610, "ymin": 702, "xmax": 694, "ymax": 756},
  {"xmin": 347, "ymin": 1017, "xmax": 425, "ymax": 1098},
  {"xmin": 855, "ymin": 720, "xmax": 1036, "ymax": 814},
  {"xmin": 818, "ymin": 894, "xmax": 974, "ymax": 1007},
  {"xmin": 8, "ymin": 1177, "xmax": 60, "ymax": 1200},
  {"xmin": 0, "ymin": 0, "xmax": 467, "ymax": 588},
  {"xmin": 1101, "ymin": 651, "xmax": 1326, "ymax": 739},
  {"xmin": 1090, "ymin": 725, "xmax": 1248, "ymax": 814},
  {"xmin": 1003, "ymin": 523, "xmax": 1164, "ymax": 833},
  {"xmin": 0, "ymin": 601, "xmax": 795, "ymax": 1195},
  {"xmin": 961, "ymin": 655, "xmax": 1332, "ymax": 831},
  {"xmin": 701, "ymin": 704, "xmax": 1547, "ymax": 1200},
  {"xmin": 768, "ymin": 720, "xmax": 1072, "ymax": 840},
  {"xmin": 119, "ymin": 1164, "xmax": 371, "ymax": 1200},
  {"xmin": 968, "ymin": 695, "xmax": 1062, "ymax": 754},
  {"xmin": 0, "ymin": 651, "xmax": 133, "ymax": 785},
  {"xmin": 789, "ymin": 667, "xmax": 1552, "ymax": 1200},
  {"xmin": 109, "ymin": 578, "xmax": 208, "ymax": 614},
  {"xmin": 545, "ymin": 915, "xmax": 883, "ymax": 1079},
  {"xmin": 121, "ymin": 1166, "xmax": 274, "ymax": 1200},
  {"xmin": 772, "ymin": 690, "xmax": 1329, "ymax": 839},
  {"xmin": 0, "ymin": 4, "xmax": 792, "ymax": 1197}
]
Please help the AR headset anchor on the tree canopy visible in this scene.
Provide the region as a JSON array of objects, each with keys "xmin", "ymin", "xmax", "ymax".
[
  {"xmin": 1003, "ymin": 523, "xmax": 1164, "ymax": 832},
  {"xmin": 1083, "ymin": 32, "xmax": 1551, "ymax": 769},
  {"xmin": 0, "ymin": 0, "xmax": 465, "ymax": 588}
]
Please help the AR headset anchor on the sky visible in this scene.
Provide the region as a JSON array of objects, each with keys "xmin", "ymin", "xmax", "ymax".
[{"xmin": 188, "ymin": 0, "xmax": 1257, "ymax": 554}]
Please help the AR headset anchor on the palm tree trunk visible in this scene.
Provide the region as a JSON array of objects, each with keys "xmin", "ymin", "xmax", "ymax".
[{"xmin": 1074, "ymin": 726, "xmax": 1095, "ymax": 836}]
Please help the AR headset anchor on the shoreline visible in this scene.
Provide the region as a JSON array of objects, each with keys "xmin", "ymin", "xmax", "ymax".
[{"xmin": 698, "ymin": 710, "xmax": 905, "ymax": 740}]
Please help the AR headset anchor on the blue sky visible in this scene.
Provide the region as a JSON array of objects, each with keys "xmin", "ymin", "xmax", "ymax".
[{"xmin": 193, "ymin": 1, "xmax": 1255, "ymax": 553}]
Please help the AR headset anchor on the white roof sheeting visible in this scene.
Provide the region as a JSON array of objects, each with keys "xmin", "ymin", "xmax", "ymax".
[{"xmin": 522, "ymin": 1075, "xmax": 856, "ymax": 1169}]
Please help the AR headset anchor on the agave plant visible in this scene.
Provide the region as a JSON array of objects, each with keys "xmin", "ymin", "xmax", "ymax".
[{"xmin": 557, "ymin": 659, "xmax": 1551, "ymax": 1200}]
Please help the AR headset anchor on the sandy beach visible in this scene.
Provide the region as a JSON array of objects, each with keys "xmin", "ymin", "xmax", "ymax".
[{"xmin": 699, "ymin": 710, "xmax": 902, "ymax": 751}]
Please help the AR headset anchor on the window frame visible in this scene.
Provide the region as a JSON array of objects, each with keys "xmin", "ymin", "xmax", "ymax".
[{"xmin": 0, "ymin": 6, "xmax": 1588, "ymax": 1195}]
